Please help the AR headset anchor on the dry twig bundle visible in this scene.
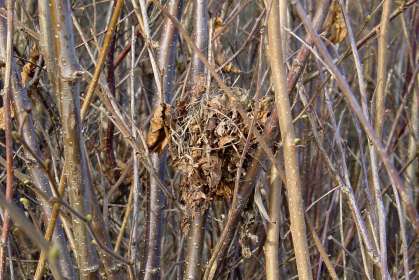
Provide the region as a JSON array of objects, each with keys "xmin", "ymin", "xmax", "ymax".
[{"xmin": 169, "ymin": 88, "xmax": 272, "ymax": 211}]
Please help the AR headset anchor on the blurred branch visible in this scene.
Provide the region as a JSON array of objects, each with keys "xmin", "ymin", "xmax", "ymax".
[
  {"xmin": 0, "ymin": 1, "xmax": 14, "ymax": 278},
  {"xmin": 291, "ymin": 0, "xmax": 418, "ymax": 234},
  {"xmin": 80, "ymin": 0, "xmax": 125, "ymax": 119}
]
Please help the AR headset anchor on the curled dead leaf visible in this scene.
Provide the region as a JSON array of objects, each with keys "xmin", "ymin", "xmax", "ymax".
[
  {"xmin": 146, "ymin": 103, "xmax": 171, "ymax": 153},
  {"xmin": 323, "ymin": 0, "xmax": 347, "ymax": 44}
]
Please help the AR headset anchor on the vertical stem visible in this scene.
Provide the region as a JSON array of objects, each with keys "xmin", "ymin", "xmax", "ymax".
[
  {"xmin": 265, "ymin": 1, "xmax": 287, "ymax": 279},
  {"xmin": 159, "ymin": 0, "xmax": 184, "ymax": 101},
  {"xmin": 143, "ymin": 153, "xmax": 164, "ymax": 280},
  {"xmin": 339, "ymin": 191, "xmax": 346, "ymax": 280},
  {"xmin": 184, "ymin": 1, "xmax": 208, "ymax": 279},
  {"xmin": 137, "ymin": 1, "xmax": 163, "ymax": 277},
  {"xmin": 407, "ymin": 89, "xmax": 417, "ymax": 204},
  {"xmin": 279, "ymin": 0, "xmax": 288, "ymax": 60},
  {"xmin": 337, "ymin": 1, "xmax": 389, "ymax": 276},
  {"xmin": 129, "ymin": 26, "xmax": 141, "ymax": 277},
  {"xmin": 374, "ymin": 1, "xmax": 392, "ymax": 278},
  {"xmin": 191, "ymin": 0, "xmax": 208, "ymax": 81},
  {"xmin": 405, "ymin": 7, "xmax": 417, "ymax": 212},
  {"xmin": 103, "ymin": 31, "xmax": 118, "ymax": 183},
  {"xmin": 0, "ymin": 1, "xmax": 14, "ymax": 278},
  {"xmin": 39, "ymin": 0, "xmax": 99, "ymax": 277},
  {"xmin": 375, "ymin": 0, "xmax": 392, "ymax": 138},
  {"xmin": 264, "ymin": 166, "xmax": 282, "ymax": 280},
  {"xmin": 33, "ymin": 171, "xmax": 67, "ymax": 280},
  {"xmin": 143, "ymin": 1, "xmax": 183, "ymax": 279},
  {"xmin": 404, "ymin": 87, "xmax": 417, "ymax": 280},
  {"xmin": 184, "ymin": 213, "xmax": 206, "ymax": 280},
  {"xmin": 266, "ymin": 0, "xmax": 312, "ymax": 279}
]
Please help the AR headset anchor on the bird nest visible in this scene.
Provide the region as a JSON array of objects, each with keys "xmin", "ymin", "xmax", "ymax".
[{"xmin": 168, "ymin": 88, "xmax": 272, "ymax": 211}]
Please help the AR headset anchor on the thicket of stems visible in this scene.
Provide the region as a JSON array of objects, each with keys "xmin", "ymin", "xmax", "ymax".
[{"xmin": 0, "ymin": 1, "xmax": 416, "ymax": 279}]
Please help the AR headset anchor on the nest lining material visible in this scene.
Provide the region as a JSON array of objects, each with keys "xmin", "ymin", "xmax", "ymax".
[{"xmin": 169, "ymin": 88, "xmax": 272, "ymax": 210}]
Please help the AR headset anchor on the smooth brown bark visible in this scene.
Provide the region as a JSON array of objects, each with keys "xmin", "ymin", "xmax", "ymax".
[{"xmin": 266, "ymin": 1, "xmax": 312, "ymax": 279}]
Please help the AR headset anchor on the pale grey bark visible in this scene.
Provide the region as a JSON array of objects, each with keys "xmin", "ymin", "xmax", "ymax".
[
  {"xmin": 0, "ymin": 1, "xmax": 75, "ymax": 278},
  {"xmin": 38, "ymin": 0, "xmax": 99, "ymax": 278}
]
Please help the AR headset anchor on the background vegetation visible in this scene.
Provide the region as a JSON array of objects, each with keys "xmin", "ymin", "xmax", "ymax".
[{"xmin": 0, "ymin": 0, "xmax": 417, "ymax": 279}]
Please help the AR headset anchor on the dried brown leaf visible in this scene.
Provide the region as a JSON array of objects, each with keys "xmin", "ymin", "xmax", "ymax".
[
  {"xmin": 0, "ymin": 106, "xmax": 14, "ymax": 130},
  {"xmin": 147, "ymin": 103, "xmax": 171, "ymax": 153},
  {"xmin": 323, "ymin": 0, "xmax": 347, "ymax": 44}
]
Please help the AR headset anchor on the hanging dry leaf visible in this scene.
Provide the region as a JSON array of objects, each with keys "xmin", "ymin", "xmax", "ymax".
[
  {"xmin": 323, "ymin": 0, "xmax": 347, "ymax": 44},
  {"xmin": 146, "ymin": 103, "xmax": 171, "ymax": 153},
  {"xmin": 0, "ymin": 106, "xmax": 14, "ymax": 130}
]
